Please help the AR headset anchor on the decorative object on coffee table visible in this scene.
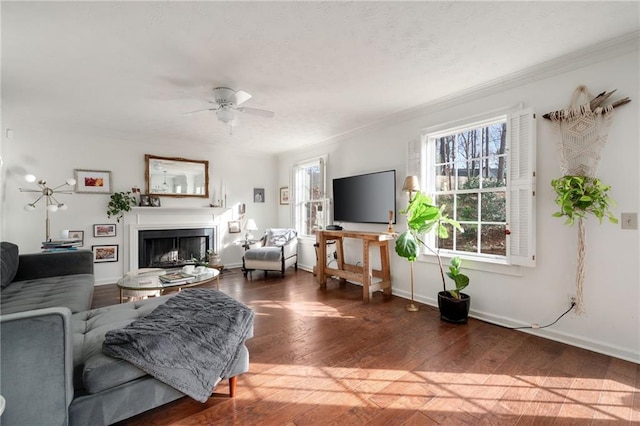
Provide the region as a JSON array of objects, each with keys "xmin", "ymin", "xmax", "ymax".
[{"xmin": 19, "ymin": 174, "xmax": 76, "ymax": 241}]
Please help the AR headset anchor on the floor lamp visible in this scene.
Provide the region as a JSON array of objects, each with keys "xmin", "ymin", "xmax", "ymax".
[
  {"xmin": 402, "ymin": 176, "xmax": 420, "ymax": 312},
  {"xmin": 20, "ymin": 174, "xmax": 76, "ymax": 242}
]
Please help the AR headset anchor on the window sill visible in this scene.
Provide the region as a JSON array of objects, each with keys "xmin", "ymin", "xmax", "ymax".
[{"xmin": 418, "ymin": 253, "xmax": 523, "ymax": 277}]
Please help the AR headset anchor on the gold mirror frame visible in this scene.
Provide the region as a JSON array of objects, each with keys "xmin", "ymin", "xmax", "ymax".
[{"xmin": 145, "ymin": 154, "xmax": 209, "ymax": 198}]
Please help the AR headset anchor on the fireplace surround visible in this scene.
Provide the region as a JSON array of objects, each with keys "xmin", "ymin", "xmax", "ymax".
[
  {"xmin": 123, "ymin": 207, "xmax": 231, "ymax": 272},
  {"xmin": 138, "ymin": 227, "xmax": 214, "ymax": 268}
]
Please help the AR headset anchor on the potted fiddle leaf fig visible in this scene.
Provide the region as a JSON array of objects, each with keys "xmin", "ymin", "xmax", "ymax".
[
  {"xmin": 438, "ymin": 256, "xmax": 471, "ymax": 324},
  {"xmin": 551, "ymin": 175, "xmax": 618, "ymax": 225},
  {"xmin": 395, "ymin": 191, "xmax": 469, "ymax": 323},
  {"xmin": 107, "ymin": 191, "xmax": 137, "ymax": 222}
]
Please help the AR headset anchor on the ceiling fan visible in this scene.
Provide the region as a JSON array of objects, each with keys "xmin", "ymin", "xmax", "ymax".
[{"xmin": 185, "ymin": 87, "xmax": 275, "ymax": 127}]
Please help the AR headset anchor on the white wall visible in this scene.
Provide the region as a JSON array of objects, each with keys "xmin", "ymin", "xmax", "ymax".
[
  {"xmin": 277, "ymin": 46, "xmax": 639, "ymax": 362},
  {"xmin": 1, "ymin": 126, "xmax": 278, "ymax": 284}
]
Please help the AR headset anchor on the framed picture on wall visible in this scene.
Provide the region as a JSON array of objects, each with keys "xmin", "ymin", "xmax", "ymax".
[
  {"xmin": 253, "ymin": 188, "xmax": 265, "ymax": 203},
  {"xmin": 228, "ymin": 221, "xmax": 241, "ymax": 233},
  {"xmin": 68, "ymin": 230, "xmax": 84, "ymax": 246},
  {"xmin": 279, "ymin": 187, "xmax": 289, "ymax": 205},
  {"xmin": 94, "ymin": 224, "xmax": 116, "ymax": 237},
  {"xmin": 74, "ymin": 169, "xmax": 112, "ymax": 194},
  {"xmin": 92, "ymin": 245, "xmax": 118, "ymax": 263}
]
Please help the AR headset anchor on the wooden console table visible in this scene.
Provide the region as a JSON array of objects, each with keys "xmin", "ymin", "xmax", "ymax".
[{"xmin": 316, "ymin": 230, "xmax": 394, "ymax": 302}]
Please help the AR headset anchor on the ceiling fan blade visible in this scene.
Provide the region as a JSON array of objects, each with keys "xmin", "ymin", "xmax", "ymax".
[
  {"xmin": 232, "ymin": 90, "xmax": 252, "ymax": 106},
  {"xmin": 236, "ymin": 107, "xmax": 275, "ymax": 118},
  {"xmin": 182, "ymin": 107, "xmax": 218, "ymax": 115}
]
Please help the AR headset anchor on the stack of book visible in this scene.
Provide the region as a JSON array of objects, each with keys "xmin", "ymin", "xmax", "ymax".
[
  {"xmin": 159, "ymin": 272, "xmax": 195, "ymax": 286},
  {"xmin": 41, "ymin": 238, "xmax": 83, "ymax": 252}
]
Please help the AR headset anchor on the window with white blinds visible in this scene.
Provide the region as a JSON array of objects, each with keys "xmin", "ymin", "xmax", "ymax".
[{"xmin": 409, "ymin": 108, "xmax": 536, "ymax": 267}]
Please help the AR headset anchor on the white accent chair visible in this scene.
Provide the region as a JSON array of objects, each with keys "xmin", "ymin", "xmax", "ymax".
[{"xmin": 242, "ymin": 228, "xmax": 298, "ymax": 279}]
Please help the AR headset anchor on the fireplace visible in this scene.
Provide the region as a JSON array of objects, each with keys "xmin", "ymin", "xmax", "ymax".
[{"xmin": 138, "ymin": 228, "xmax": 214, "ymax": 268}]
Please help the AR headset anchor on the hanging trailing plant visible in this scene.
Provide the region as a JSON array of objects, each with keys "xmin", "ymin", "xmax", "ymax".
[
  {"xmin": 551, "ymin": 175, "xmax": 618, "ymax": 226},
  {"xmin": 107, "ymin": 191, "xmax": 137, "ymax": 222}
]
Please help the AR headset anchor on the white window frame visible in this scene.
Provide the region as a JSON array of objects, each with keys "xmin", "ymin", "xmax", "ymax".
[
  {"xmin": 291, "ymin": 155, "xmax": 329, "ymax": 238},
  {"xmin": 410, "ymin": 107, "xmax": 536, "ymax": 267}
]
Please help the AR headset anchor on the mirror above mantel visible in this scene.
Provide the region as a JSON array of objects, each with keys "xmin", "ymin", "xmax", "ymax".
[{"xmin": 145, "ymin": 154, "xmax": 209, "ymax": 198}]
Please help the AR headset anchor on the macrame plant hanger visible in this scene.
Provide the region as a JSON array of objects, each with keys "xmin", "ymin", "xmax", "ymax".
[{"xmin": 543, "ymin": 85, "xmax": 630, "ymax": 313}]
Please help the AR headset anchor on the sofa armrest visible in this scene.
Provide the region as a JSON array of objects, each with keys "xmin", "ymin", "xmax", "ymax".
[
  {"xmin": 14, "ymin": 250, "xmax": 93, "ymax": 282},
  {"xmin": 1, "ymin": 307, "xmax": 74, "ymax": 426}
]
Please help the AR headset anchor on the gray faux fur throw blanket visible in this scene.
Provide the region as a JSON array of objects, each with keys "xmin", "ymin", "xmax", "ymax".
[{"xmin": 103, "ymin": 288, "xmax": 254, "ymax": 402}]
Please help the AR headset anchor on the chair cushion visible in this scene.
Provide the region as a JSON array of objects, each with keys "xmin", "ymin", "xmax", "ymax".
[
  {"xmin": 244, "ymin": 246, "xmax": 282, "ymax": 262},
  {"xmin": 72, "ymin": 296, "xmax": 170, "ymax": 394},
  {"xmin": 1, "ymin": 274, "xmax": 94, "ymax": 314},
  {"xmin": 0, "ymin": 242, "xmax": 19, "ymax": 289}
]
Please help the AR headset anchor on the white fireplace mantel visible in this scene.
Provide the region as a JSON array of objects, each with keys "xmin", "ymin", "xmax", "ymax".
[{"xmin": 123, "ymin": 207, "xmax": 232, "ymax": 272}]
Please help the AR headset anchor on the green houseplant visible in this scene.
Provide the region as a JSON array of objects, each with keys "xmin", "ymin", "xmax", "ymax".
[
  {"xmin": 551, "ymin": 175, "xmax": 618, "ymax": 225},
  {"xmin": 438, "ymin": 256, "xmax": 471, "ymax": 323},
  {"xmin": 395, "ymin": 191, "xmax": 470, "ymax": 322},
  {"xmin": 107, "ymin": 191, "xmax": 137, "ymax": 222}
]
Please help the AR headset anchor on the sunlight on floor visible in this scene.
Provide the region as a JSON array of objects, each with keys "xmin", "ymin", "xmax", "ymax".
[
  {"xmin": 239, "ymin": 363, "xmax": 636, "ymax": 421},
  {"xmin": 250, "ymin": 300, "xmax": 356, "ymax": 318}
]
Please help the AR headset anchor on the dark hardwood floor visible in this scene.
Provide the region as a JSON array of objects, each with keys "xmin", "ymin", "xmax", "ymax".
[{"xmin": 91, "ymin": 269, "xmax": 640, "ymax": 425}]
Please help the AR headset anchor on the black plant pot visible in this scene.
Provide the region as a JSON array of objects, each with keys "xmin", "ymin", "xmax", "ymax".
[{"xmin": 437, "ymin": 291, "xmax": 471, "ymax": 324}]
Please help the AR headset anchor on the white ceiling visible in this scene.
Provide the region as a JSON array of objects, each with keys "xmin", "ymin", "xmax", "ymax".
[{"xmin": 2, "ymin": 1, "xmax": 639, "ymax": 155}]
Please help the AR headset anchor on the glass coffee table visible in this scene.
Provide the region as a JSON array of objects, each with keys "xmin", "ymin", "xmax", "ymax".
[{"xmin": 117, "ymin": 267, "xmax": 220, "ymax": 303}]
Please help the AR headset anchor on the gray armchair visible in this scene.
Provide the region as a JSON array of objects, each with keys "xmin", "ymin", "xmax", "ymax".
[{"xmin": 242, "ymin": 228, "xmax": 298, "ymax": 278}]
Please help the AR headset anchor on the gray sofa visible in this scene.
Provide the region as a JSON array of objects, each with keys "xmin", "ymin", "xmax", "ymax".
[{"xmin": 0, "ymin": 242, "xmax": 251, "ymax": 426}]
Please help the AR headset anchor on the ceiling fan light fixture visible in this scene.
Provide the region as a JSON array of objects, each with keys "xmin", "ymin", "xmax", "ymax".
[{"xmin": 216, "ymin": 108, "xmax": 235, "ymax": 123}]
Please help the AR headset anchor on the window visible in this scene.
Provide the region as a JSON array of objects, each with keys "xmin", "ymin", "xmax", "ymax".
[
  {"xmin": 292, "ymin": 156, "xmax": 328, "ymax": 237},
  {"xmin": 413, "ymin": 108, "xmax": 536, "ymax": 266}
]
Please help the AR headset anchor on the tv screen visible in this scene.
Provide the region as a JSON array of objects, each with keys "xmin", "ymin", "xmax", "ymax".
[{"xmin": 333, "ymin": 170, "xmax": 396, "ymax": 224}]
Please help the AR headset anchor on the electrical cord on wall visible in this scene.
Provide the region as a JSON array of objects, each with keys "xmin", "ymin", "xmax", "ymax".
[{"xmin": 511, "ymin": 302, "xmax": 576, "ymax": 330}]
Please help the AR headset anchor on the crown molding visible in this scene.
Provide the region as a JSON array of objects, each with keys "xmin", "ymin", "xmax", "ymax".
[{"xmin": 309, "ymin": 31, "xmax": 639, "ymax": 149}]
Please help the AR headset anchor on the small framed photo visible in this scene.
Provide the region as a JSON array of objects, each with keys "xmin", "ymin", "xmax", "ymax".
[
  {"xmin": 150, "ymin": 196, "xmax": 161, "ymax": 207},
  {"xmin": 253, "ymin": 188, "xmax": 265, "ymax": 203},
  {"xmin": 228, "ymin": 220, "xmax": 241, "ymax": 233},
  {"xmin": 94, "ymin": 224, "xmax": 116, "ymax": 237},
  {"xmin": 139, "ymin": 195, "xmax": 151, "ymax": 206},
  {"xmin": 68, "ymin": 230, "xmax": 84, "ymax": 246},
  {"xmin": 74, "ymin": 169, "xmax": 112, "ymax": 194},
  {"xmin": 279, "ymin": 187, "xmax": 289, "ymax": 205},
  {"xmin": 92, "ymin": 245, "xmax": 118, "ymax": 263}
]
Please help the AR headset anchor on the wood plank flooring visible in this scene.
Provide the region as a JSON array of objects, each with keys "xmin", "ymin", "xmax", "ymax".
[{"xmin": 90, "ymin": 269, "xmax": 640, "ymax": 425}]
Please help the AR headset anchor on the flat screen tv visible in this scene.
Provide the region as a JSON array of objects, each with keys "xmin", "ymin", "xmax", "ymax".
[{"xmin": 333, "ymin": 170, "xmax": 396, "ymax": 224}]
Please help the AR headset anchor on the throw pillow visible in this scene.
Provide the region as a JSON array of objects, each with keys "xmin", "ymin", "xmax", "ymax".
[
  {"xmin": 1, "ymin": 241, "xmax": 19, "ymax": 289},
  {"xmin": 267, "ymin": 229, "xmax": 297, "ymax": 246}
]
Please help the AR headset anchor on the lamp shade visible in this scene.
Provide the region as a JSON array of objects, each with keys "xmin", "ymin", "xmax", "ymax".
[
  {"xmin": 402, "ymin": 176, "xmax": 420, "ymax": 193},
  {"xmin": 245, "ymin": 219, "xmax": 258, "ymax": 231}
]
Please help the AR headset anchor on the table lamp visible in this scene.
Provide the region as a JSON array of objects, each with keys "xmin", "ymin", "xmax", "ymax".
[{"xmin": 244, "ymin": 219, "xmax": 258, "ymax": 244}]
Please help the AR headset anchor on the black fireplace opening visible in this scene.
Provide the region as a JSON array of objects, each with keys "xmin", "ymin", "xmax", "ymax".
[{"xmin": 138, "ymin": 228, "xmax": 214, "ymax": 268}]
